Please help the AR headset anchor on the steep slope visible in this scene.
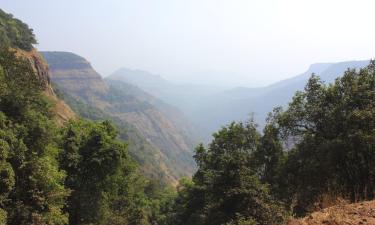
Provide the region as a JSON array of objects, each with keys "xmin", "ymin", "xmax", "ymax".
[
  {"xmin": 108, "ymin": 68, "xmax": 226, "ymax": 123},
  {"xmin": 41, "ymin": 51, "xmax": 197, "ymax": 184},
  {"xmin": 0, "ymin": 9, "xmax": 75, "ymax": 124},
  {"xmin": 105, "ymin": 79, "xmax": 199, "ymax": 154},
  {"xmin": 13, "ymin": 49, "xmax": 75, "ymax": 125}
]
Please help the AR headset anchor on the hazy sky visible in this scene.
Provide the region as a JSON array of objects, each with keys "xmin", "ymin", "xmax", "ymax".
[{"xmin": 2, "ymin": 0, "xmax": 375, "ymax": 87}]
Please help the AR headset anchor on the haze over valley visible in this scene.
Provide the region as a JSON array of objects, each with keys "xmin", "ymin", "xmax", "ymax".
[{"xmin": 107, "ymin": 60, "xmax": 371, "ymax": 140}]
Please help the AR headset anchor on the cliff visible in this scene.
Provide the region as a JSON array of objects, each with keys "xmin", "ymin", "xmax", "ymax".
[
  {"xmin": 41, "ymin": 51, "xmax": 197, "ymax": 184},
  {"xmin": 14, "ymin": 48, "xmax": 75, "ymax": 124}
]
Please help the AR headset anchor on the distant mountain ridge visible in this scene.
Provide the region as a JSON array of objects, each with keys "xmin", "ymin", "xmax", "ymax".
[
  {"xmin": 196, "ymin": 60, "xmax": 371, "ymax": 137},
  {"xmin": 41, "ymin": 51, "xmax": 198, "ymax": 184},
  {"xmin": 108, "ymin": 68, "xmax": 228, "ymax": 139},
  {"xmin": 108, "ymin": 60, "xmax": 371, "ymax": 140}
]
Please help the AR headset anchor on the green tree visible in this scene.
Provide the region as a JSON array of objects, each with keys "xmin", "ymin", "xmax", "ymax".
[
  {"xmin": 254, "ymin": 110, "xmax": 287, "ymax": 200},
  {"xmin": 0, "ymin": 48, "xmax": 68, "ymax": 224},
  {"xmin": 276, "ymin": 61, "xmax": 375, "ymax": 214},
  {"xmin": 0, "ymin": 9, "xmax": 37, "ymax": 51},
  {"xmin": 60, "ymin": 120, "xmax": 149, "ymax": 225},
  {"xmin": 169, "ymin": 121, "xmax": 287, "ymax": 225}
]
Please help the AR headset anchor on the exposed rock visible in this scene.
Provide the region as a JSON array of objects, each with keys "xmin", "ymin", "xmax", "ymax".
[{"xmin": 14, "ymin": 48, "xmax": 75, "ymax": 125}]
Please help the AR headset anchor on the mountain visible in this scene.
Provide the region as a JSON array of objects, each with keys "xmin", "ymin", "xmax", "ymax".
[
  {"xmin": 12, "ymin": 49, "xmax": 76, "ymax": 124},
  {"xmin": 41, "ymin": 51, "xmax": 197, "ymax": 184},
  {"xmin": 108, "ymin": 68, "xmax": 227, "ymax": 139},
  {"xmin": 108, "ymin": 61, "xmax": 370, "ymax": 140},
  {"xmin": 195, "ymin": 60, "xmax": 371, "ymax": 132}
]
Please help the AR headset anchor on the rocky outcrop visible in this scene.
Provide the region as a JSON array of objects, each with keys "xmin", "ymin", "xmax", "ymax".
[
  {"xmin": 42, "ymin": 51, "xmax": 108, "ymax": 95},
  {"xmin": 15, "ymin": 49, "xmax": 52, "ymax": 91},
  {"xmin": 15, "ymin": 49, "xmax": 75, "ymax": 124}
]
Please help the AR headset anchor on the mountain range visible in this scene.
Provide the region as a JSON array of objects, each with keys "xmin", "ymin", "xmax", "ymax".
[
  {"xmin": 108, "ymin": 60, "xmax": 370, "ymax": 140},
  {"xmin": 41, "ymin": 51, "xmax": 371, "ymax": 181}
]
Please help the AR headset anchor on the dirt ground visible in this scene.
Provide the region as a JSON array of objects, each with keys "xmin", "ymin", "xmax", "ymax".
[{"xmin": 288, "ymin": 200, "xmax": 375, "ymax": 225}]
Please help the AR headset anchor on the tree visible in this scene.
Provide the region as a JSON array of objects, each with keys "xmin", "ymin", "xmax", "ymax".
[
  {"xmin": 254, "ymin": 110, "xmax": 287, "ymax": 200},
  {"xmin": 0, "ymin": 9, "xmax": 37, "ymax": 51},
  {"xmin": 276, "ymin": 61, "xmax": 375, "ymax": 214},
  {"xmin": 0, "ymin": 48, "xmax": 68, "ymax": 224},
  {"xmin": 169, "ymin": 121, "xmax": 287, "ymax": 225},
  {"xmin": 60, "ymin": 120, "xmax": 149, "ymax": 225}
]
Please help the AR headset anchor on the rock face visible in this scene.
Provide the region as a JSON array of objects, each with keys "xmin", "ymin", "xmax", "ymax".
[
  {"xmin": 41, "ymin": 51, "xmax": 108, "ymax": 96},
  {"xmin": 15, "ymin": 49, "xmax": 75, "ymax": 124},
  {"xmin": 41, "ymin": 51, "xmax": 197, "ymax": 184},
  {"xmin": 106, "ymin": 80, "xmax": 198, "ymax": 163},
  {"xmin": 15, "ymin": 49, "xmax": 51, "ymax": 89}
]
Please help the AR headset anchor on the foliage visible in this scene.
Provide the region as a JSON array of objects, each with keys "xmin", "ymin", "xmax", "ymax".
[
  {"xmin": 167, "ymin": 121, "xmax": 288, "ymax": 225},
  {"xmin": 276, "ymin": 61, "xmax": 375, "ymax": 214},
  {"xmin": 0, "ymin": 46, "xmax": 173, "ymax": 225},
  {"xmin": 59, "ymin": 119, "xmax": 149, "ymax": 224},
  {"xmin": 253, "ymin": 110, "xmax": 288, "ymax": 201},
  {"xmin": 0, "ymin": 48, "xmax": 68, "ymax": 224},
  {"xmin": 0, "ymin": 9, "xmax": 37, "ymax": 51},
  {"xmin": 55, "ymin": 81, "xmax": 185, "ymax": 184},
  {"xmin": 143, "ymin": 180, "xmax": 177, "ymax": 225}
]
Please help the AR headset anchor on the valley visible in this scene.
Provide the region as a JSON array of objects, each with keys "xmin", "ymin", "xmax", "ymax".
[
  {"xmin": 42, "ymin": 51, "xmax": 198, "ymax": 184},
  {"xmin": 108, "ymin": 60, "xmax": 370, "ymax": 141},
  {"xmin": 1, "ymin": 4, "xmax": 375, "ymax": 225}
]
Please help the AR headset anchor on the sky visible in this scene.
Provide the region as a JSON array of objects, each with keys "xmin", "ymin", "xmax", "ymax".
[{"xmin": 2, "ymin": 0, "xmax": 375, "ymax": 87}]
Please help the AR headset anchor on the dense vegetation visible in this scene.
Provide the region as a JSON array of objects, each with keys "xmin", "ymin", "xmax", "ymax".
[
  {"xmin": 0, "ymin": 47, "xmax": 67, "ymax": 223},
  {"xmin": 2, "ymin": 8, "xmax": 375, "ymax": 225},
  {"xmin": 277, "ymin": 63, "xmax": 375, "ymax": 214},
  {"xmin": 155, "ymin": 61, "xmax": 375, "ymax": 224},
  {"xmin": 165, "ymin": 122, "xmax": 288, "ymax": 225},
  {"xmin": 0, "ymin": 9, "xmax": 36, "ymax": 51},
  {"xmin": 54, "ymin": 85, "xmax": 185, "ymax": 183},
  {"xmin": 0, "ymin": 47, "xmax": 176, "ymax": 224}
]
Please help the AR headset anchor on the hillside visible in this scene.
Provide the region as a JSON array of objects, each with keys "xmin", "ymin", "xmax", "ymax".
[
  {"xmin": 41, "ymin": 51, "xmax": 197, "ymax": 184},
  {"xmin": 289, "ymin": 200, "xmax": 375, "ymax": 225},
  {"xmin": 105, "ymin": 79, "xmax": 199, "ymax": 153},
  {"xmin": 14, "ymin": 49, "xmax": 75, "ymax": 125},
  {"xmin": 0, "ymin": 9, "xmax": 75, "ymax": 124},
  {"xmin": 108, "ymin": 68, "xmax": 227, "ymax": 140}
]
